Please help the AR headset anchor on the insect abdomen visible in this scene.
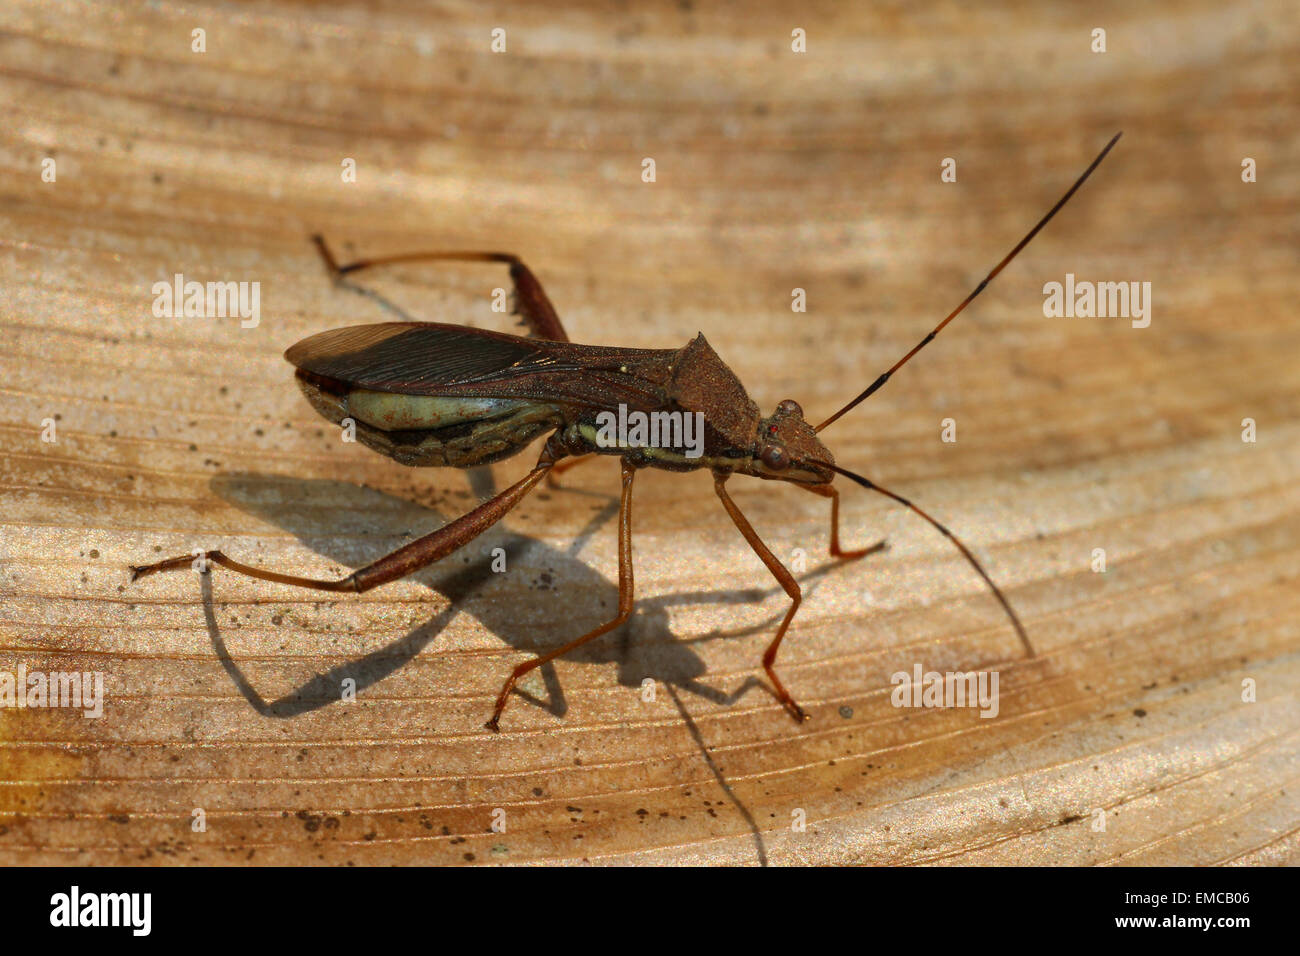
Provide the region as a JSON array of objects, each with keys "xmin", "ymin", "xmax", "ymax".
[
  {"xmin": 295, "ymin": 372, "xmax": 563, "ymax": 468},
  {"xmin": 347, "ymin": 390, "xmax": 531, "ymax": 432}
]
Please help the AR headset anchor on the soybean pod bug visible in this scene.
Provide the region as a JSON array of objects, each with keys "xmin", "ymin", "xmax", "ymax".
[{"xmin": 132, "ymin": 133, "xmax": 1121, "ymax": 731}]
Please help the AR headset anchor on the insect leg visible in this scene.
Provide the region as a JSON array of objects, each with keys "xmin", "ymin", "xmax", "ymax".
[
  {"xmin": 712, "ymin": 472, "xmax": 809, "ymax": 722},
  {"xmin": 545, "ymin": 452, "xmax": 598, "ymax": 488},
  {"xmin": 485, "ymin": 458, "xmax": 636, "ymax": 732},
  {"xmin": 131, "ymin": 449, "xmax": 558, "ymax": 593},
  {"xmin": 311, "ymin": 235, "xmax": 569, "ymax": 342},
  {"xmin": 804, "ymin": 483, "xmax": 888, "ymax": 559}
]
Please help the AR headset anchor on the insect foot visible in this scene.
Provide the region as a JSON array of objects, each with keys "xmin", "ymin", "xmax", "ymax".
[{"xmin": 129, "ymin": 553, "xmax": 207, "ymax": 581}]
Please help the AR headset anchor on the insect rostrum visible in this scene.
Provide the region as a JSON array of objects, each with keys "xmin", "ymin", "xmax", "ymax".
[{"xmin": 131, "ymin": 134, "xmax": 1120, "ymax": 732}]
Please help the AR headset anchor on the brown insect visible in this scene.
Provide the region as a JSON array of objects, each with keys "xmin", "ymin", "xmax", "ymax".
[{"xmin": 132, "ymin": 134, "xmax": 1121, "ymax": 731}]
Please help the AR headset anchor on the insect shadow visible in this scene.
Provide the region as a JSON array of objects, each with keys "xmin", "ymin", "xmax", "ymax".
[{"xmin": 200, "ymin": 470, "xmax": 855, "ymax": 723}]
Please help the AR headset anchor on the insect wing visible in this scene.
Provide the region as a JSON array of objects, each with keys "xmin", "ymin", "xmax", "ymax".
[
  {"xmin": 285, "ymin": 322, "xmax": 674, "ymax": 409},
  {"xmin": 285, "ymin": 322, "xmax": 574, "ymax": 390}
]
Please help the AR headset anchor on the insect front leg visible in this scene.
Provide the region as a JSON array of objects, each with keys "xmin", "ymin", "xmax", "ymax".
[
  {"xmin": 311, "ymin": 235, "xmax": 570, "ymax": 342},
  {"xmin": 486, "ymin": 458, "xmax": 637, "ymax": 732},
  {"xmin": 131, "ymin": 447, "xmax": 559, "ymax": 594},
  {"xmin": 805, "ymin": 483, "xmax": 888, "ymax": 559},
  {"xmin": 712, "ymin": 472, "xmax": 809, "ymax": 723}
]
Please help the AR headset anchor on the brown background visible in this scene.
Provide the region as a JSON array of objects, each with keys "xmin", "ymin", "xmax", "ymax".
[{"xmin": 1, "ymin": 1, "xmax": 1297, "ymax": 865}]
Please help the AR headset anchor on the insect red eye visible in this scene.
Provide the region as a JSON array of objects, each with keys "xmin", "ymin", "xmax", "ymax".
[
  {"xmin": 761, "ymin": 443, "xmax": 789, "ymax": 470},
  {"xmin": 768, "ymin": 424, "xmax": 778, "ymax": 434}
]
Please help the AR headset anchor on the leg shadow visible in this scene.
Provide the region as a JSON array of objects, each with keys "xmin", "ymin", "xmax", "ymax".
[{"xmin": 199, "ymin": 471, "xmax": 884, "ymax": 723}]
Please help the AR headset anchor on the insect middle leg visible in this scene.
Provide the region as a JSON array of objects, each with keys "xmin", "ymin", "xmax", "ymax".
[
  {"xmin": 131, "ymin": 445, "xmax": 558, "ymax": 593},
  {"xmin": 485, "ymin": 458, "xmax": 637, "ymax": 732},
  {"xmin": 713, "ymin": 472, "xmax": 809, "ymax": 722},
  {"xmin": 311, "ymin": 235, "xmax": 569, "ymax": 342}
]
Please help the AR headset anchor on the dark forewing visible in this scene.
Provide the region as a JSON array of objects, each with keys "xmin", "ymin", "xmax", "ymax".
[{"xmin": 285, "ymin": 322, "xmax": 675, "ymax": 410}]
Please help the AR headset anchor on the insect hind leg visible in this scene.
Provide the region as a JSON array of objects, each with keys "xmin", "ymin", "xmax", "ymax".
[
  {"xmin": 131, "ymin": 445, "xmax": 559, "ymax": 595},
  {"xmin": 311, "ymin": 235, "xmax": 569, "ymax": 342}
]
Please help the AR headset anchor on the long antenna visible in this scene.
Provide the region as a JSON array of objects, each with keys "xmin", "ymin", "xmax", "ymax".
[
  {"xmin": 816, "ymin": 132, "xmax": 1121, "ymax": 432},
  {"xmin": 814, "ymin": 460, "xmax": 1034, "ymax": 657}
]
